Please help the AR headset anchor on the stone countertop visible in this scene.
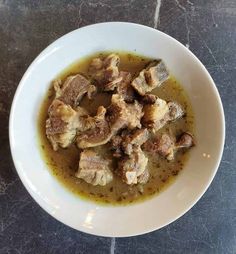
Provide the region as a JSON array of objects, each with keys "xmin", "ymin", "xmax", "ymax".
[{"xmin": 0, "ymin": 0, "xmax": 235, "ymax": 253}]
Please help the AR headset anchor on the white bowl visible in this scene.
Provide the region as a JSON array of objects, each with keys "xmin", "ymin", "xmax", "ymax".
[{"xmin": 9, "ymin": 22, "xmax": 225, "ymax": 237}]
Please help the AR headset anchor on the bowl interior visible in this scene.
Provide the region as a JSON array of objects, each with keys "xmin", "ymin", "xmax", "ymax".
[{"xmin": 9, "ymin": 22, "xmax": 224, "ymax": 237}]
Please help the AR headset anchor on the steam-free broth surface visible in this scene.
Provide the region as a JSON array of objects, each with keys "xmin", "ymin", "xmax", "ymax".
[{"xmin": 38, "ymin": 52, "xmax": 194, "ymax": 205}]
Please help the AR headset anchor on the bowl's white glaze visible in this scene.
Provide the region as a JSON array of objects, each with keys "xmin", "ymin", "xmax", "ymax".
[{"xmin": 9, "ymin": 22, "xmax": 225, "ymax": 237}]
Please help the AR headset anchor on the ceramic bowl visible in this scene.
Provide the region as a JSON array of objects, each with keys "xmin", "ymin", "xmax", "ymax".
[{"xmin": 9, "ymin": 22, "xmax": 225, "ymax": 237}]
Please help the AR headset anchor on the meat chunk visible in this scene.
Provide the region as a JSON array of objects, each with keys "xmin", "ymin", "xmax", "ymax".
[
  {"xmin": 150, "ymin": 134, "xmax": 175, "ymax": 160},
  {"xmin": 143, "ymin": 133, "xmax": 175, "ymax": 160},
  {"xmin": 104, "ymin": 71, "xmax": 135, "ymax": 103},
  {"xmin": 138, "ymin": 168, "xmax": 150, "ymax": 184},
  {"xmin": 118, "ymin": 147, "xmax": 148, "ymax": 185},
  {"xmin": 45, "ymin": 99, "xmax": 101, "ymax": 151},
  {"xmin": 125, "ymin": 101, "xmax": 144, "ymax": 129},
  {"xmin": 142, "ymin": 98, "xmax": 184, "ymax": 132},
  {"xmin": 143, "ymin": 132, "xmax": 194, "ymax": 160},
  {"xmin": 176, "ymin": 132, "xmax": 195, "ymax": 148},
  {"xmin": 155, "ymin": 134, "xmax": 175, "ymax": 159},
  {"xmin": 141, "ymin": 94, "xmax": 157, "ymax": 104},
  {"xmin": 104, "ymin": 76, "xmax": 123, "ymax": 91},
  {"xmin": 110, "ymin": 128, "xmax": 149, "ymax": 158},
  {"xmin": 131, "ymin": 60, "xmax": 169, "ymax": 95},
  {"xmin": 116, "ymin": 72, "xmax": 135, "ymax": 102},
  {"xmin": 106, "ymin": 95, "xmax": 128, "ymax": 131},
  {"xmin": 145, "ymin": 60, "xmax": 169, "ymax": 87},
  {"xmin": 103, "ymin": 54, "xmax": 120, "ymax": 82},
  {"xmin": 76, "ymin": 106, "xmax": 112, "ymax": 148},
  {"xmin": 54, "ymin": 74, "xmax": 96, "ymax": 107},
  {"xmin": 46, "ymin": 99, "xmax": 84, "ymax": 151},
  {"xmin": 76, "ymin": 150, "xmax": 113, "ymax": 186},
  {"xmin": 88, "ymin": 54, "xmax": 120, "ymax": 88},
  {"xmin": 167, "ymin": 101, "xmax": 185, "ymax": 121},
  {"xmin": 107, "ymin": 94, "xmax": 143, "ymax": 131},
  {"xmin": 77, "ymin": 94, "xmax": 143, "ymax": 149},
  {"xmin": 122, "ymin": 128, "xmax": 149, "ymax": 155},
  {"xmin": 110, "ymin": 135, "xmax": 123, "ymax": 158},
  {"xmin": 142, "ymin": 98, "xmax": 169, "ymax": 131}
]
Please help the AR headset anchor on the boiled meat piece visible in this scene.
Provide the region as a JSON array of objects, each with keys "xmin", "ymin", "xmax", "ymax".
[
  {"xmin": 116, "ymin": 72, "xmax": 135, "ymax": 102},
  {"xmin": 110, "ymin": 128, "xmax": 149, "ymax": 158},
  {"xmin": 88, "ymin": 53, "xmax": 120, "ymax": 89},
  {"xmin": 142, "ymin": 97, "xmax": 170, "ymax": 131},
  {"xmin": 76, "ymin": 106, "xmax": 112, "ymax": 148},
  {"xmin": 176, "ymin": 132, "xmax": 195, "ymax": 148},
  {"xmin": 54, "ymin": 74, "xmax": 96, "ymax": 107},
  {"xmin": 110, "ymin": 135, "xmax": 123, "ymax": 158},
  {"xmin": 107, "ymin": 94, "xmax": 143, "ymax": 131},
  {"xmin": 131, "ymin": 60, "xmax": 169, "ymax": 95},
  {"xmin": 77, "ymin": 94, "xmax": 143, "ymax": 149},
  {"xmin": 46, "ymin": 99, "xmax": 87, "ymax": 151},
  {"xmin": 167, "ymin": 101, "xmax": 184, "ymax": 121},
  {"xmin": 142, "ymin": 97, "xmax": 184, "ymax": 132},
  {"xmin": 143, "ymin": 133, "xmax": 175, "ymax": 160},
  {"xmin": 118, "ymin": 147, "xmax": 148, "ymax": 185},
  {"xmin": 137, "ymin": 168, "xmax": 150, "ymax": 184},
  {"xmin": 104, "ymin": 71, "xmax": 135, "ymax": 103},
  {"xmin": 76, "ymin": 149, "xmax": 113, "ymax": 186},
  {"xmin": 143, "ymin": 132, "xmax": 194, "ymax": 161},
  {"xmin": 141, "ymin": 94, "xmax": 157, "ymax": 104},
  {"xmin": 122, "ymin": 128, "xmax": 149, "ymax": 155}
]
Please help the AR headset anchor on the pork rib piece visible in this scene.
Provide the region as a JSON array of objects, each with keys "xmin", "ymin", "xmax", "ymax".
[
  {"xmin": 143, "ymin": 132, "xmax": 194, "ymax": 160},
  {"xmin": 131, "ymin": 60, "xmax": 169, "ymax": 95},
  {"xmin": 142, "ymin": 97, "xmax": 184, "ymax": 132},
  {"xmin": 76, "ymin": 149, "xmax": 113, "ymax": 186},
  {"xmin": 54, "ymin": 74, "xmax": 96, "ymax": 107},
  {"xmin": 46, "ymin": 99, "xmax": 87, "ymax": 151}
]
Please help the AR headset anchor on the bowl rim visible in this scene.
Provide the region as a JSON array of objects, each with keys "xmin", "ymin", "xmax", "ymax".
[{"xmin": 9, "ymin": 22, "xmax": 225, "ymax": 237}]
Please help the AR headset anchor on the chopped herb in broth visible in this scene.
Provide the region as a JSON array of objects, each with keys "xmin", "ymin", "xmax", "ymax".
[{"xmin": 38, "ymin": 52, "xmax": 195, "ymax": 205}]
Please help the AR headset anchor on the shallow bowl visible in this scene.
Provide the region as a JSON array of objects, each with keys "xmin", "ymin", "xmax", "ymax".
[{"xmin": 9, "ymin": 22, "xmax": 225, "ymax": 237}]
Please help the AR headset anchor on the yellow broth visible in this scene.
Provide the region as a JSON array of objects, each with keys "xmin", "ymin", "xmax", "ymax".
[{"xmin": 38, "ymin": 52, "xmax": 194, "ymax": 205}]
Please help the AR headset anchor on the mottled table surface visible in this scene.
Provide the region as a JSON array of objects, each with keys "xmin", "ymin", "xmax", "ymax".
[{"xmin": 0, "ymin": 0, "xmax": 236, "ymax": 253}]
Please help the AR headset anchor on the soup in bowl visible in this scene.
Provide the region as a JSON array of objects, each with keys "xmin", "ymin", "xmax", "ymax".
[{"xmin": 9, "ymin": 22, "xmax": 225, "ymax": 237}]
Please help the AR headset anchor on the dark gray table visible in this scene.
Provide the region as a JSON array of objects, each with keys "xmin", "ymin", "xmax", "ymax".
[{"xmin": 1, "ymin": 0, "xmax": 235, "ymax": 253}]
